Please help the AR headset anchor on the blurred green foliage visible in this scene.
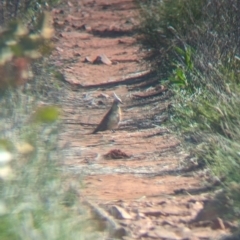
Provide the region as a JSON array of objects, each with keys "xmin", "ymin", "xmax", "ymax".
[
  {"xmin": 0, "ymin": 0, "xmax": 61, "ymax": 25},
  {"xmin": 0, "ymin": 0, "xmax": 103, "ymax": 238},
  {"xmin": 34, "ymin": 106, "xmax": 60, "ymax": 123},
  {"xmin": 0, "ymin": 12, "xmax": 53, "ymax": 89}
]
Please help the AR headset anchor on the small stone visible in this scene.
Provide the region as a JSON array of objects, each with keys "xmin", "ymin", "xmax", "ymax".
[
  {"xmin": 97, "ymin": 93, "xmax": 109, "ymax": 99},
  {"xmin": 67, "ymin": 15, "xmax": 81, "ymax": 21},
  {"xmin": 83, "ymin": 24, "xmax": 92, "ymax": 32},
  {"xmin": 212, "ymin": 217, "xmax": 225, "ymax": 230},
  {"xmin": 93, "ymin": 54, "xmax": 112, "ymax": 65},
  {"xmin": 162, "ymin": 205, "xmax": 188, "ymax": 216},
  {"xmin": 67, "ymin": 1, "xmax": 73, "ymax": 7},
  {"xmin": 54, "ymin": 21, "xmax": 65, "ymax": 27},
  {"xmin": 175, "ymin": 226, "xmax": 194, "ymax": 239},
  {"xmin": 109, "ymin": 205, "xmax": 133, "ymax": 219},
  {"xmin": 224, "ymin": 220, "xmax": 238, "ymax": 230},
  {"xmin": 188, "ymin": 201, "xmax": 203, "ymax": 211},
  {"xmin": 84, "ymin": 56, "xmax": 92, "ymax": 63},
  {"xmin": 73, "ymin": 51, "xmax": 81, "ymax": 57},
  {"xmin": 104, "ymin": 149, "xmax": 130, "ymax": 160},
  {"xmin": 82, "ymin": 12, "xmax": 90, "ymax": 18},
  {"xmin": 52, "ymin": 9, "xmax": 64, "ymax": 14},
  {"xmin": 142, "ymin": 208, "xmax": 163, "ymax": 217},
  {"xmin": 56, "ymin": 47, "xmax": 63, "ymax": 52},
  {"xmin": 158, "ymin": 200, "xmax": 167, "ymax": 205},
  {"xmin": 162, "ymin": 220, "xmax": 175, "ymax": 227},
  {"xmin": 118, "ymin": 39, "xmax": 125, "ymax": 44},
  {"xmin": 146, "ymin": 227, "xmax": 181, "ymax": 240},
  {"xmin": 112, "ymin": 227, "xmax": 129, "ymax": 238},
  {"xmin": 97, "ymin": 100, "xmax": 104, "ymax": 105}
]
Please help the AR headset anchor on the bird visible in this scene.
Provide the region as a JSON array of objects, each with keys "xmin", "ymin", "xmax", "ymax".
[{"xmin": 92, "ymin": 92, "xmax": 123, "ymax": 134}]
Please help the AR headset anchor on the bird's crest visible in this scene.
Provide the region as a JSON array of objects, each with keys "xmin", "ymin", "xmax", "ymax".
[{"xmin": 113, "ymin": 92, "xmax": 123, "ymax": 104}]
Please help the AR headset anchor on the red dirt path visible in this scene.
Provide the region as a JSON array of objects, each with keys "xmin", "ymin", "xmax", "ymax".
[{"xmin": 50, "ymin": 0, "xmax": 235, "ymax": 239}]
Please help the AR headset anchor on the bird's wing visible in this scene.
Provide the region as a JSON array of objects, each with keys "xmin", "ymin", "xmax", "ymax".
[{"xmin": 92, "ymin": 108, "xmax": 112, "ymax": 134}]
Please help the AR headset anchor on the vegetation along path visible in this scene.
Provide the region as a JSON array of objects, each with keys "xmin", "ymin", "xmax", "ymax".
[{"xmin": 51, "ymin": 0, "xmax": 236, "ymax": 239}]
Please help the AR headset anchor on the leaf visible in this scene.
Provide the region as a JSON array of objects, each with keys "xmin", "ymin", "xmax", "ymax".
[
  {"xmin": 16, "ymin": 142, "xmax": 34, "ymax": 154},
  {"xmin": 0, "ymin": 139, "xmax": 14, "ymax": 151},
  {"xmin": 34, "ymin": 106, "xmax": 60, "ymax": 123},
  {"xmin": 174, "ymin": 46, "xmax": 185, "ymax": 57},
  {"xmin": 0, "ymin": 47, "xmax": 13, "ymax": 65},
  {"xmin": 0, "ymin": 151, "xmax": 12, "ymax": 166},
  {"xmin": 0, "ymin": 166, "xmax": 14, "ymax": 181},
  {"xmin": 8, "ymin": 21, "xmax": 28, "ymax": 37},
  {"xmin": 38, "ymin": 12, "xmax": 54, "ymax": 39}
]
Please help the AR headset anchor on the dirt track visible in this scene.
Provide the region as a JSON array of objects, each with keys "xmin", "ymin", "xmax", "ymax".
[{"xmin": 51, "ymin": 0, "xmax": 233, "ymax": 239}]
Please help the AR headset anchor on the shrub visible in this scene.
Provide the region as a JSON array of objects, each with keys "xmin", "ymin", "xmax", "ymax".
[{"xmin": 138, "ymin": 0, "xmax": 240, "ymax": 218}]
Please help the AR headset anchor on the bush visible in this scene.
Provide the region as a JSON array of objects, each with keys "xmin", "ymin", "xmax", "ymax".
[
  {"xmin": 0, "ymin": 0, "xmax": 101, "ymax": 238},
  {"xmin": 0, "ymin": 0, "xmax": 60, "ymax": 25},
  {"xmin": 138, "ymin": 0, "xmax": 240, "ymax": 219},
  {"xmin": 0, "ymin": 87, "xmax": 99, "ymax": 239}
]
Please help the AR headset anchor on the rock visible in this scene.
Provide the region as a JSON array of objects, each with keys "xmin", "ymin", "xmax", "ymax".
[
  {"xmin": 73, "ymin": 51, "xmax": 81, "ymax": 57},
  {"xmin": 93, "ymin": 54, "xmax": 112, "ymax": 65},
  {"xmin": 104, "ymin": 149, "xmax": 131, "ymax": 160},
  {"xmin": 191, "ymin": 220, "xmax": 212, "ymax": 228},
  {"xmin": 97, "ymin": 100, "xmax": 104, "ymax": 105},
  {"xmin": 132, "ymin": 218, "xmax": 153, "ymax": 236},
  {"xmin": 175, "ymin": 226, "xmax": 195, "ymax": 240},
  {"xmin": 84, "ymin": 56, "xmax": 93, "ymax": 63},
  {"xmin": 81, "ymin": 11, "xmax": 90, "ymax": 18},
  {"xmin": 52, "ymin": 9, "xmax": 64, "ymax": 14},
  {"xmin": 71, "ymin": 23, "xmax": 84, "ymax": 29},
  {"xmin": 54, "ymin": 20, "xmax": 65, "ymax": 27},
  {"xmin": 67, "ymin": 1, "xmax": 73, "ymax": 7},
  {"xmin": 112, "ymin": 227, "xmax": 130, "ymax": 238},
  {"xmin": 145, "ymin": 201, "xmax": 154, "ymax": 207},
  {"xmin": 187, "ymin": 201, "xmax": 203, "ymax": 211},
  {"xmin": 136, "ymin": 211, "xmax": 146, "ymax": 220},
  {"xmin": 56, "ymin": 47, "xmax": 63, "ymax": 52},
  {"xmin": 97, "ymin": 93, "xmax": 109, "ymax": 99},
  {"xmin": 67, "ymin": 15, "xmax": 81, "ymax": 21},
  {"xmin": 193, "ymin": 228, "xmax": 220, "ymax": 239},
  {"xmin": 83, "ymin": 24, "xmax": 92, "ymax": 32},
  {"xmin": 162, "ymin": 220, "xmax": 176, "ymax": 227},
  {"xmin": 142, "ymin": 208, "xmax": 164, "ymax": 217},
  {"xmin": 212, "ymin": 218, "xmax": 225, "ymax": 230},
  {"xmin": 144, "ymin": 227, "xmax": 181, "ymax": 240},
  {"xmin": 224, "ymin": 220, "xmax": 238, "ymax": 230},
  {"xmin": 162, "ymin": 205, "xmax": 188, "ymax": 216},
  {"xmin": 60, "ymin": 32, "xmax": 91, "ymax": 40},
  {"xmin": 109, "ymin": 205, "xmax": 133, "ymax": 219},
  {"xmin": 158, "ymin": 200, "xmax": 168, "ymax": 205}
]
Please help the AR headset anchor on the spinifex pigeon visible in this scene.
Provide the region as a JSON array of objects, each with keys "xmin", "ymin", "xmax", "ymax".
[{"xmin": 92, "ymin": 92, "xmax": 123, "ymax": 134}]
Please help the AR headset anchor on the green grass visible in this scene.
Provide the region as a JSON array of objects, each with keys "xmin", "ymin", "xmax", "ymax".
[
  {"xmin": 0, "ymin": 0, "xmax": 61, "ymax": 25},
  {"xmin": 137, "ymin": 0, "xmax": 240, "ymax": 223}
]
